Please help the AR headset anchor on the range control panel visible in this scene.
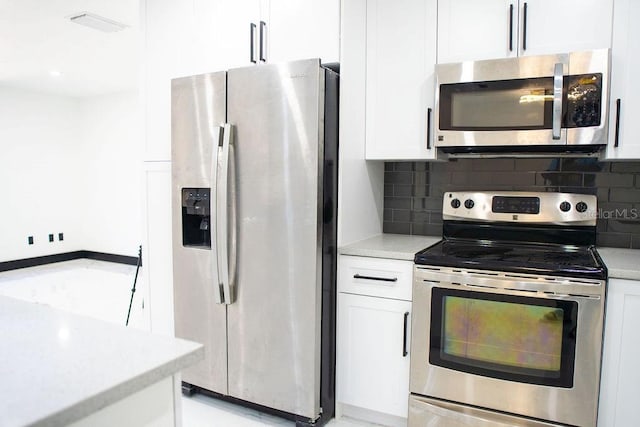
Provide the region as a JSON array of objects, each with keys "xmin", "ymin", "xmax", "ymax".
[{"xmin": 443, "ymin": 191, "xmax": 597, "ymax": 225}]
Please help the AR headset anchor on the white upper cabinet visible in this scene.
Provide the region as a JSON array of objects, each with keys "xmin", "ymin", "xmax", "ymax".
[
  {"xmin": 438, "ymin": 0, "xmax": 515, "ymax": 63},
  {"xmin": 365, "ymin": 0, "xmax": 438, "ymax": 160},
  {"xmin": 142, "ymin": 0, "xmax": 340, "ymax": 161},
  {"xmin": 267, "ymin": 0, "xmax": 340, "ymax": 64},
  {"xmin": 438, "ymin": 0, "xmax": 613, "ymax": 64},
  {"xmin": 604, "ymin": 0, "xmax": 640, "ymax": 160}
]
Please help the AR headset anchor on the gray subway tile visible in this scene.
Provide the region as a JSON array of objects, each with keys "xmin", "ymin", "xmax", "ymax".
[
  {"xmin": 394, "ymin": 162, "xmax": 414, "ymax": 172},
  {"xmin": 411, "ymin": 211, "xmax": 430, "ymax": 223},
  {"xmin": 631, "ymin": 235, "xmax": 640, "ymax": 250},
  {"xmin": 383, "ymin": 222, "xmax": 410, "ymax": 234},
  {"xmin": 607, "ymin": 219, "xmax": 640, "ymax": 234},
  {"xmin": 384, "ymin": 162, "xmax": 395, "ymax": 172},
  {"xmin": 610, "ymin": 162, "xmax": 640, "ymax": 173},
  {"xmin": 515, "ymin": 158, "xmax": 559, "ymax": 172},
  {"xmin": 561, "ymin": 158, "xmax": 604, "ymax": 172},
  {"xmin": 384, "ymin": 184, "xmax": 394, "ymax": 197},
  {"xmin": 610, "ymin": 188, "xmax": 640, "ymax": 203},
  {"xmin": 414, "ymin": 171, "xmax": 429, "ymax": 186},
  {"xmin": 536, "ymin": 172, "xmax": 583, "ymax": 187},
  {"xmin": 411, "ymin": 223, "xmax": 442, "ymax": 237},
  {"xmin": 394, "ymin": 185, "xmax": 413, "ymax": 197},
  {"xmin": 383, "ymin": 208, "xmax": 392, "ymax": 222},
  {"xmin": 385, "ymin": 171, "xmax": 413, "ymax": 185},
  {"xmin": 471, "ymin": 158, "xmax": 515, "ymax": 172},
  {"xmin": 597, "ymin": 232, "xmax": 632, "ymax": 248},
  {"xmin": 393, "ymin": 209, "xmax": 411, "ymax": 222},
  {"xmin": 384, "ymin": 197, "xmax": 412, "ymax": 210}
]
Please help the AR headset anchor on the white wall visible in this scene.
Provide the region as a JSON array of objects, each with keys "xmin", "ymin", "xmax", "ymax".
[
  {"xmin": 78, "ymin": 92, "xmax": 142, "ymax": 257},
  {"xmin": 0, "ymin": 86, "xmax": 84, "ymax": 261},
  {"xmin": 0, "ymin": 86, "xmax": 142, "ymax": 262}
]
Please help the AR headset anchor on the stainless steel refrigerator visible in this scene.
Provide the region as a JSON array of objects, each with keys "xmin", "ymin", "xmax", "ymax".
[{"xmin": 171, "ymin": 58, "xmax": 338, "ymax": 426}]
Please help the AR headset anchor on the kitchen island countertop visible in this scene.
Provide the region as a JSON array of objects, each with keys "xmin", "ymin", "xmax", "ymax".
[{"xmin": 0, "ymin": 296, "xmax": 203, "ymax": 427}]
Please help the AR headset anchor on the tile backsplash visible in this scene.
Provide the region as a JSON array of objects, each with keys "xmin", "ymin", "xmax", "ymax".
[{"xmin": 383, "ymin": 158, "xmax": 640, "ymax": 249}]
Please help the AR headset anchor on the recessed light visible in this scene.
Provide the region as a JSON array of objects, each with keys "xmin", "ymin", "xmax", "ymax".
[
  {"xmin": 50, "ymin": 70, "xmax": 63, "ymax": 77},
  {"xmin": 68, "ymin": 12, "xmax": 128, "ymax": 33}
]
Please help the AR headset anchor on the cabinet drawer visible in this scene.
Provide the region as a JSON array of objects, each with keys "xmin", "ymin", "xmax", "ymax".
[{"xmin": 338, "ymin": 255, "xmax": 413, "ymax": 300}]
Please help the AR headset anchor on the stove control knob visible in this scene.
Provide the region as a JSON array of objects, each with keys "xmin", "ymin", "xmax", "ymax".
[
  {"xmin": 576, "ymin": 201, "xmax": 588, "ymax": 213},
  {"xmin": 451, "ymin": 198, "xmax": 461, "ymax": 209},
  {"xmin": 559, "ymin": 201, "xmax": 571, "ymax": 212},
  {"xmin": 464, "ymin": 199, "xmax": 474, "ymax": 209}
]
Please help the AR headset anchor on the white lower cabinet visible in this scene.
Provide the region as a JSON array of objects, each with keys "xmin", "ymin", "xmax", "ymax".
[
  {"xmin": 337, "ymin": 255, "xmax": 413, "ymax": 425},
  {"xmin": 598, "ymin": 278, "xmax": 640, "ymax": 426}
]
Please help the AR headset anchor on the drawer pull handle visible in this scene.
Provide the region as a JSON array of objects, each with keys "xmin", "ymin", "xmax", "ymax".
[{"xmin": 353, "ymin": 274, "xmax": 398, "ymax": 282}]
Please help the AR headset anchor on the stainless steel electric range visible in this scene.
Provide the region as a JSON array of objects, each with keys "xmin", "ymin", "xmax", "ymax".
[{"xmin": 409, "ymin": 191, "xmax": 607, "ymax": 427}]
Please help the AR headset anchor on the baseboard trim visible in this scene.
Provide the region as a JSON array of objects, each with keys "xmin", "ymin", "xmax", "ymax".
[{"xmin": 0, "ymin": 251, "xmax": 140, "ymax": 273}]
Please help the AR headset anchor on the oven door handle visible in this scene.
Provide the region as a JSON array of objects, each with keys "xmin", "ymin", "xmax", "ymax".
[{"xmin": 416, "ymin": 269, "xmax": 602, "ymax": 299}]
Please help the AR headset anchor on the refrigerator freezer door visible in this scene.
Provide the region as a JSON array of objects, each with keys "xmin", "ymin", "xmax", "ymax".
[
  {"xmin": 171, "ymin": 72, "xmax": 229, "ymax": 394},
  {"xmin": 226, "ymin": 59, "xmax": 324, "ymax": 420}
]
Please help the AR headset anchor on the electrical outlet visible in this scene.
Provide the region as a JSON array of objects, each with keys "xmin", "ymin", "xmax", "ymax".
[
  {"xmin": 49, "ymin": 234, "xmax": 54, "ymax": 242},
  {"xmin": 58, "ymin": 233, "xmax": 64, "ymax": 241},
  {"xmin": 28, "ymin": 236, "xmax": 34, "ymax": 245}
]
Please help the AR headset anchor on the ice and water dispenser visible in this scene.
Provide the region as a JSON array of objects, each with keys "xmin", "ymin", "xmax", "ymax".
[{"xmin": 181, "ymin": 188, "xmax": 211, "ymax": 248}]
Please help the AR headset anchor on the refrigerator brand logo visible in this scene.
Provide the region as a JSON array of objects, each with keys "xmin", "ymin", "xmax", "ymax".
[{"xmin": 289, "ymin": 73, "xmax": 308, "ymax": 79}]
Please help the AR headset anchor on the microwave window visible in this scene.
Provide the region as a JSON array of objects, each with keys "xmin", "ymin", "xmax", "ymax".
[
  {"xmin": 440, "ymin": 77, "xmax": 554, "ymax": 131},
  {"xmin": 451, "ymin": 89, "xmax": 546, "ymax": 128},
  {"xmin": 443, "ymin": 296, "xmax": 563, "ymax": 371}
]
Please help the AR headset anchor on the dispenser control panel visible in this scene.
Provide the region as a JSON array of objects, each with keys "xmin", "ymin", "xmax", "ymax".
[{"xmin": 181, "ymin": 187, "xmax": 211, "ymax": 248}]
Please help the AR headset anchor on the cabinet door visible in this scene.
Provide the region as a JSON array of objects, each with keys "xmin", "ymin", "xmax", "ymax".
[
  {"xmin": 267, "ymin": 0, "xmax": 340, "ymax": 64},
  {"xmin": 605, "ymin": 0, "xmax": 640, "ymax": 160},
  {"xmin": 337, "ymin": 293, "xmax": 411, "ymax": 418},
  {"xmin": 438, "ymin": 0, "xmax": 515, "ymax": 63},
  {"xmin": 213, "ymin": 0, "xmax": 262, "ymax": 69},
  {"xmin": 142, "ymin": 162, "xmax": 174, "ymax": 335},
  {"xmin": 519, "ymin": 0, "xmax": 612, "ymax": 57},
  {"xmin": 365, "ymin": 0, "xmax": 437, "ymax": 160},
  {"xmin": 598, "ymin": 279, "xmax": 640, "ymax": 426}
]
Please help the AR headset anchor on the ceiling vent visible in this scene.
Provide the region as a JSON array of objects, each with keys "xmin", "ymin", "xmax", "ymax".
[{"xmin": 69, "ymin": 12, "xmax": 128, "ymax": 33}]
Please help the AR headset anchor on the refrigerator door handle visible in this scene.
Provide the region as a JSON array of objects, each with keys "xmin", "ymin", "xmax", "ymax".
[
  {"xmin": 211, "ymin": 125, "xmax": 225, "ymax": 304},
  {"xmin": 216, "ymin": 123, "xmax": 236, "ymax": 304}
]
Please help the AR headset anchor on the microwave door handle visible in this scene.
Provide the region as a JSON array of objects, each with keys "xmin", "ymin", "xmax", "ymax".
[
  {"xmin": 552, "ymin": 63, "xmax": 563, "ymax": 140},
  {"xmin": 212, "ymin": 125, "xmax": 225, "ymax": 304}
]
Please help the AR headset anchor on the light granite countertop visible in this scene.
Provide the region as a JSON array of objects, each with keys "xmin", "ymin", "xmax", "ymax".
[
  {"xmin": 597, "ymin": 247, "xmax": 640, "ymax": 281},
  {"xmin": 0, "ymin": 296, "xmax": 203, "ymax": 427},
  {"xmin": 339, "ymin": 234, "xmax": 640, "ymax": 282},
  {"xmin": 339, "ymin": 234, "xmax": 441, "ymax": 261}
]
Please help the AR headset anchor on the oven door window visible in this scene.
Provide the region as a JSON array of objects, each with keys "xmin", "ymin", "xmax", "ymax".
[
  {"xmin": 439, "ymin": 77, "xmax": 554, "ymax": 131},
  {"xmin": 430, "ymin": 288, "xmax": 577, "ymax": 388}
]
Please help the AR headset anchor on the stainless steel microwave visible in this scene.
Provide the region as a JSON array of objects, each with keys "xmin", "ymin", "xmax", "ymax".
[{"xmin": 435, "ymin": 49, "xmax": 610, "ymax": 154}]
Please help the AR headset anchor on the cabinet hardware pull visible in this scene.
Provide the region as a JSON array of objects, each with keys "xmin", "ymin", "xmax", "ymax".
[
  {"xmin": 614, "ymin": 98, "xmax": 621, "ymax": 148},
  {"xmin": 426, "ymin": 107, "xmax": 432, "ymax": 150},
  {"xmin": 353, "ymin": 274, "xmax": 398, "ymax": 282},
  {"xmin": 250, "ymin": 23, "xmax": 257, "ymax": 63},
  {"xmin": 259, "ymin": 21, "xmax": 267, "ymax": 62},
  {"xmin": 509, "ymin": 4, "xmax": 514, "ymax": 52},
  {"xmin": 522, "ymin": 2, "xmax": 528, "ymax": 51},
  {"xmin": 403, "ymin": 311, "xmax": 410, "ymax": 357}
]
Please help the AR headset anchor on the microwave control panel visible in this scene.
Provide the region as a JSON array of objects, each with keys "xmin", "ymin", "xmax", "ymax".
[{"xmin": 564, "ymin": 73, "xmax": 602, "ymax": 128}]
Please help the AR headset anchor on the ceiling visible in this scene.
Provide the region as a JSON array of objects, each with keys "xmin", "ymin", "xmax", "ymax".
[{"xmin": 0, "ymin": 0, "xmax": 139, "ymax": 97}]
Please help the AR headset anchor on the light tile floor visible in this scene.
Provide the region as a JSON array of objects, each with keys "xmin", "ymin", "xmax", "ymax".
[{"xmin": 0, "ymin": 260, "xmax": 375, "ymax": 427}]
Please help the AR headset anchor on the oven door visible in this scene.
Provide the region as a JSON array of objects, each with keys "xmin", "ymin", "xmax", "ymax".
[{"xmin": 410, "ymin": 265, "xmax": 605, "ymax": 427}]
